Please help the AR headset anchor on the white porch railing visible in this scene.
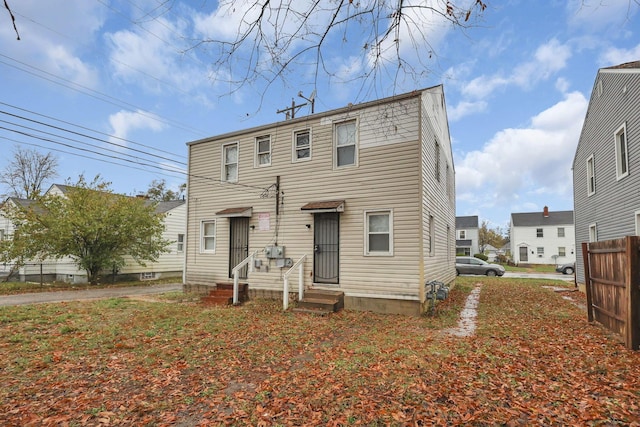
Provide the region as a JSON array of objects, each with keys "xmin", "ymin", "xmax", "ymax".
[
  {"xmin": 231, "ymin": 250, "xmax": 259, "ymax": 305},
  {"xmin": 283, "ymin": 254, "xmax": 307, "ymax": 310}
]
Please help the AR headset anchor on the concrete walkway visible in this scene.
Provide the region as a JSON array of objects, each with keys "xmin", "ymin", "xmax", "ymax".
[{"xmin": 0, "ymin": 283, "xmax": 183, "ymax": 307}]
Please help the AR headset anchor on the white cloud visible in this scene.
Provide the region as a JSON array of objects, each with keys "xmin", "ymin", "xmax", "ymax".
[
  {"xmin": 108, "ymin": 110, "xmax": 166, "ymax": 143},
  {"xmin": 567, "ymin": 0, "xmax": 638, "ymax": 30},
  {"xmin": 106, "ymin": 17, "xmax": 209, "ymax": 96},
  {"xmin": 455, "ymin": 91, "xmax": 588, "ymax": 209},
  {"xmin": 448, "ymin": 100, "xmax": 487, "ymax": 122},
  {"xmin": 600, "ymin": 43, "xmax": 640, "ymax": 67},
  {"xmin": 462, "ymin": 39, "xmax": 572, "ymax": 99},
  {"xmin": 0, "ymin": 0, "xmax": 103, "ymax": 88}
]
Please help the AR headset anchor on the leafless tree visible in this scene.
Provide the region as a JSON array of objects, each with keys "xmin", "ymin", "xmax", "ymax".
[
  {"xmin": 190, "ymin": 1, "xmax": 486, "ymax": 101},
  {"xmin": 0, "ymin": 146, "xmax": 58, "ymax": 199}
]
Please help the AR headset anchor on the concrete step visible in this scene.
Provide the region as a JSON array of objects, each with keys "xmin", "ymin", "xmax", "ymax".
[{"xmin": 293, "ymin": 289, "xmax": 345, "ymax": 314}]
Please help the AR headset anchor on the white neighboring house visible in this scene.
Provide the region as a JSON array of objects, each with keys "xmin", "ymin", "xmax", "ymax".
[
  {"xmin": 510, "ymin": 207, "xmax": 575, "ymax": 265},
  {"xmin": 0, "ymin": 184, "xmax": 186, "ymax": 283},
  {"xmin": 184, "ymin": 86, "xmax": 456, "ymax": 316},
  {"xmin": 455, "ymin": 216, "xmax": 479, "ymax": 256}
]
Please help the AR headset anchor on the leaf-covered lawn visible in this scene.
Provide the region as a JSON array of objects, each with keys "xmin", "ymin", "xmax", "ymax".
[{"xmin": 1, "ymin": 278, "xmax": 639, "ymax": 426}]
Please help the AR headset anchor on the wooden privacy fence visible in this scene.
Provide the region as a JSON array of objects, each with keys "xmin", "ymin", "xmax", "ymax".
[{"xmin": 582, "ymin": 237, "xmax": 640, "ymax": 350}]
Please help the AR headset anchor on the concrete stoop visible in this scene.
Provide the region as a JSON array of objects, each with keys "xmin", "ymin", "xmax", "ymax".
[{"xmin": 293, "ymin": 289, "xmax": 345, "ymax": 315}]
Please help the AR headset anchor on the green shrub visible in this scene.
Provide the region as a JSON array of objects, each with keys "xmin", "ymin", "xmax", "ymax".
[{"xmin": 474, "ymin": 253, "xmax": 488, "ymax": 261}]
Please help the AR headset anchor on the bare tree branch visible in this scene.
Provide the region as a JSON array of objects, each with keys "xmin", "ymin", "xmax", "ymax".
[
  {"xmin": 3, "ymin": 0, "xmax": 20, "ymax": 40},
  {"xmin": 186, "ymin": 0, "xmax": 487, "ymax": 106},
  {"xmin": 0, "ymin": 146, "xmax": 58, "ymax": 199}
]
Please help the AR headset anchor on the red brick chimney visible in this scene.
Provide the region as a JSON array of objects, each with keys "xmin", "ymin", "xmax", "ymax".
[{"xmin": 543, "ymin": 206, "xmax": 549, "ymax": 217}]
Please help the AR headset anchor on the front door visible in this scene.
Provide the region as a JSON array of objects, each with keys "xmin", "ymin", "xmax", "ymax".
[
  {"xmin": 314, "ymin": 213, "xmax": 339, "ymax": 284},
  {"xmin": 229, "ymin": 217, "xmax": 249, "ymax": 279},
  {"xmin": 519, "ymin": 246, "xmax": 528, "ymax": 263}
]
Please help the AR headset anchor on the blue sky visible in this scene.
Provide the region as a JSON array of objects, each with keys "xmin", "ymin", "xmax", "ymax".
[{"xmin": 1, "ymin": 0, "xmax": 639, "ymax": 231}]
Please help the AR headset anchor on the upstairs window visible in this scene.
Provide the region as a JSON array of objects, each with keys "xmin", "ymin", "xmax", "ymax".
[
  {"xmin": 177, "ymin": 234, "xmax": 184, "ymax": 252},
  {"xmin": 586, "ymin": 154, "xmax": 595, "ymax": 196},
  {"xmin": 615, "ymin": 123, "xmax": 629, "ymax": 180},
  {"xmin": 589, "ymin": 223, "xmax": 598, "ymax": 242},
  {"xmin": 335, "ymin": 120, "xmax": 357, "ymax": 167},
  {"xmin": 536, "ymin": 228, "xmax": 543, "ymax": 238},
  {"xmin": 557, "ymin": 227, "xmax": 565, "ymax": 238},
  {"xmin": 458, "ymin": 230, "xmax": 466, "ymax": 239},
  {"xmin": 222, "ymin": 143, "xmax": 238, "ymax": 182},
  {"xmin": 255, "ymin": 135, "xmax": 271, "ymax": 167},
  {"xmin": 293, "ymin": 129, "xmax": 311, "ymax": 161}
]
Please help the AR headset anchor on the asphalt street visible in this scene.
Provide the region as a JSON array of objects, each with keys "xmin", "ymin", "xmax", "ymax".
[{"xmin": 0, "ymin": 283, "xmax": 183, "ymax": 307}]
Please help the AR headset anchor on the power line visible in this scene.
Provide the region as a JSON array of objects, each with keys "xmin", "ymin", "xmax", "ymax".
[
  {"xmin": 0, "ymin": 108, "xmax": 187, "ymax": 166},
  {"xmin": 0, "ymin": 101, "xmax": 187, "ymax": 160},
  {"xmin": 0, "ymin": 54, "xmax": 207, "ymax": 137}
]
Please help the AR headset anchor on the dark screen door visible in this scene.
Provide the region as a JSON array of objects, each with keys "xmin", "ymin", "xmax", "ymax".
[
  {"xmin": 519, "ymin": 246, "xmax": 528, "ymax": 263},
  {"xmin": 314, "ymin": 213, "xmax": 339, "ymax": 284},
  {"xmin": 229, "ymin": 217, "xmax": 249, "ymax": 279}
]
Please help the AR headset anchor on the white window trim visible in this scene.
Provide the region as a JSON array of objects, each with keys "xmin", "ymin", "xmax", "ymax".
[
  {"xmin": 586, "ymin": 154, "xmax": 595, "ymax": 196},
  {"xmin": 635, "ymin": 210, "xmax": 640, "ymax": 236},
  {"xmin": 334, "ymin": 119, "xmax": 358, "ymax": 169},
  {"xmin": 558, "ymin": 247, "xmax": 566, "ymax": 257},
  {"xmin": 177, "ymin": 234, "xmax": 184, "ymax": 253},
  {"xmin": 615, "ymin": 123, "xmax": 629, "ymax": 180},
  {"xmin": 200, "ymin": 220, "xmax": 216, "ymax": 254},
  {"xmin": 363, "ymin": 209, "xmax": 393, "ymax": 256},
  {"xmin": 557, "ymin": 227, "xmax": 565, "ymax": 238},
  {"xmin": 221, "ymin": 142, "xmax": 239, "ymax": 183},
  {"xmin": 254, "ymin": 135, "xmax": 271, "ymax": 167},
  {"xmin": 292, "ymin": 128, "xmax": 312, "ymax": 162},
  {"xmin": 536, "ymin": 228, "xmax": 543, "ymax": 238},
  {"xmin": 589, "ymin": 223, "xmax": 598, "ymax": 242},
  {"xmin": 140, "ymin": 272, "xmax": 157, "ymax": 280},
  {"xmin": 458, "ymin": 230, "xmax": 466, "ymax": 239},
  {"xmin": 429, "ymin": 215, "xmax": 435, "ymax": 256},
  {"xmin": 435, "ymin": 140, "xmax": 441, "ymax": 182}
]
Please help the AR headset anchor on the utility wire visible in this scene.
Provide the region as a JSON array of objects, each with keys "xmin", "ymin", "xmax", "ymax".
[
  {"xmin": 0, "ymin": 101, "xmax": 187, "ymax": 160},
  {"xmin": 0, "ymin": 109, "xmax": 187, "ymax": 166},
  {"xmin": 0, "ymin": 54, "xmax": 207, "ymax": 137}
]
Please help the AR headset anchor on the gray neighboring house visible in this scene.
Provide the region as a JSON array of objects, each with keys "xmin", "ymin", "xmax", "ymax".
[
  {"xmin": 573, "ymin": 60, "xmax": 640, "ymax": 285},
  {"xmin": 510, "ymin": 207, "xmax": 575, "ymax": 265},
  {"xmin": 455, "ymin": 215, "xmax": 479, "ymax": 256}
]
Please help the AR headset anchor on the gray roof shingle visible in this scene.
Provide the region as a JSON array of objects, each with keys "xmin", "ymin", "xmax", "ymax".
[
  {"xmin": 511, "ymin": 210, "xmax": 573, "ymax": 227},
  {"xmin": 456, "ymin": 215, "xmax": 478, "ymax": 228}
]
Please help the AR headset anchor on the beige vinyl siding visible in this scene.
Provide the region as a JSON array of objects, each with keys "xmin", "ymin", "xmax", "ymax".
[
  {"xmin": 420, "ymin": 87, "xmax": 456, "ymax": 301},
  {"xmin": 186, "ymin": 95, "xmax": 425, "ymax": 298},
  {"xmin": 119, "ymin": 203, "xmax": 186, "ymax": 274}
]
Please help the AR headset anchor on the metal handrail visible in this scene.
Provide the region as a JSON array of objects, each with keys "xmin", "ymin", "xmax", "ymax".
[
  {"xmin": 283, "ymin": 254, "xmax": 307, "ymax": 310},
  {"xmin": 231, "ymin": 250, "xmax": 259, "ymax": 305}
]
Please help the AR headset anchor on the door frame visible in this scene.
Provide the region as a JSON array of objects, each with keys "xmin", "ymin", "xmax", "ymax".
[
  {"xmin": 313, "ymin": 212, "xmax": 340, "ymax": 285},
  {"xmin": 228, "ymin": 217, "xmax": 250, "ymax": 279}
]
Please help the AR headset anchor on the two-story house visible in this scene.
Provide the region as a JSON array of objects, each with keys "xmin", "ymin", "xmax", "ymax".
[
  {"xmin": 510, "ymin": 207, "xmax": 575, "ymax": 265},
  {"xmin": 184, "ymin": 86, "xmax": 456, "ymax": 315},
  {"xmin": 455, "ymin": 215, "xmax": 479, "ymax": 256},
  {"xmin": 573, "ymin": 60, "xmax": 640, "ymax": 285},
  {"xmin": 0, "ymin": 184, "xmax": 186, "ymax": 283}
]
